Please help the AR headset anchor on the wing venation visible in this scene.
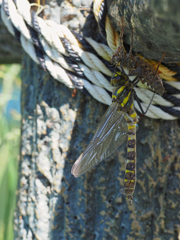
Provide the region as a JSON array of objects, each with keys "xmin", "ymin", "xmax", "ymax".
[{"xmin": 71, "ymin": 102, "xmax": 129, "ymax": 177}]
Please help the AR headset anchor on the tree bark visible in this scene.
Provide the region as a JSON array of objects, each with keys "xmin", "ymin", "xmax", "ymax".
[{"xmin": 11, "ymin": 0, "xmax": 180, "ymax": 239}]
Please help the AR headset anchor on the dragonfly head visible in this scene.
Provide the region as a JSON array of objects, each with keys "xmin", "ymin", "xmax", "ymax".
[{"xmin": 111, "ymin": 71, "xmax": 129, "ymax": 87}]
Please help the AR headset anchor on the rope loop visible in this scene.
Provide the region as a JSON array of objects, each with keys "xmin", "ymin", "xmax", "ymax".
[{"xmin": 0, "ymin": 0, "xmax": 180, "ymax": 119}]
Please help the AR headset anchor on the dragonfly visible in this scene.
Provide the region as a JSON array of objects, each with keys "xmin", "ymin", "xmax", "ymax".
[{"xmin": 71, "ymin": 68, "xmax": 141, "ymax": 202}]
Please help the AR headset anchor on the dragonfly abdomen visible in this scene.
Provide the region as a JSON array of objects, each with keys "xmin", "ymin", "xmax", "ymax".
[{"xmin": 124, "ymin": 107, "xmax": 138, "ymax": 202}]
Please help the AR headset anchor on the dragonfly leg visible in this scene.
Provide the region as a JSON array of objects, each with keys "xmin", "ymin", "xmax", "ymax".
[
  {"xmin": 134, "ymin": 91, "xmax": 155, "ymax": 115},
  {"xmin": 129, "ymin": 27, "xmax": 134, "ymax": 56}
]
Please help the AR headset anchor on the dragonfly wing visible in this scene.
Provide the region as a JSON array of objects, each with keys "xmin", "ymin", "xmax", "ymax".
[{"xmin": 71, "ymin": 103, "xmax": 128, "ymax": 177}]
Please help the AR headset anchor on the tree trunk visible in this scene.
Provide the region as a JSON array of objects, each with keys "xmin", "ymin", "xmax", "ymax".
[{"xmin": 12, "ymin": 0, "xmax": 180, "ymax": 239}]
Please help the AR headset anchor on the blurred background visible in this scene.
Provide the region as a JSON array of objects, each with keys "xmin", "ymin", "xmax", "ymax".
[{"xmin": 0, "ymin": 64, "xmax": 21, "ymax": 240}]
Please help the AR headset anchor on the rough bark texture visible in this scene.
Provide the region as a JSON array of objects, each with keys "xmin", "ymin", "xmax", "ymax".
[
  {"xmin": 14, "ymin": 55, "xmax": 110, "ymax": 239},
  {"xmin": 9, "ymin": 0, "xmax": 180, "ymax": 239}
]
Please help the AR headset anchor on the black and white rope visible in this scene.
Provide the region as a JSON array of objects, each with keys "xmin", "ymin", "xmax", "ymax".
[{"xmin": 1, "ymin": 0, "xmax": 180, "ymax": 120}]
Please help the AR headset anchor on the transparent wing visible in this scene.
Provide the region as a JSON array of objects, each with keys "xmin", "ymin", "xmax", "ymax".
[{"xmin": 71, "ymin": 102, "xmax": 129, "ymax": 177}]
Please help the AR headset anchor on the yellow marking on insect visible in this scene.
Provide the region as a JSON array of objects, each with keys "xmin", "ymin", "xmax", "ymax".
[
  {"xmin": 130, "ymin": 112, "xmax": 137, "ymax": 118},
  {"xmin": 121, "ymin": 92, "xmax": 131, "ymax": 107},
  {"xmin": 112, "ymin": 94, "xmax": 117, "ymax": 99},
  {"xmin": 124, "ymin": 179, "xmax": 135, "ymax": 182},
  {"xmin": 128, "ymin": 135, "xmax": 136, "ymax": 140},
  {"xmin": 128, "ymin": 134, "xmax": 136, "ymax": 141},
  {"xmin": 117, "ymin": 86, "xmax": 125, "ymax": 94},
  {"xmin": 127, "ymin": 135, "xmax": 133, "ymax": 140},
  {"xmin": 128, "ymin": 125, "xmax": 136, "ymax": 130},
  {"xmin": 126, "ymin": 160, "xmax": 135, "ymax": 163},
  {"xmin": 114, "ymin": 72, "xmax": 121, "ymax": 77},
  {"xmin": 125, "ymin": 179, "xmax": 134, "ymax": 183},
  {"xmin": 125, "ymin": 170, "xmax": 134, "ymax": 173},
  {"xmin": 127, "ymin": 148, "xmax": 135, "ymax": 152}
]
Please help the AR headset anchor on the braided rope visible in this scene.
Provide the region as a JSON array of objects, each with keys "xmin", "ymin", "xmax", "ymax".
[{"xmin": 1, "ymin": 0, "xmax": 180, "ymax": 119}]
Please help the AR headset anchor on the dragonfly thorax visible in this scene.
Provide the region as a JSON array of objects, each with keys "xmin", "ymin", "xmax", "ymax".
[
  {"xmin": 112, "ymin": 83, "xmax": 134, "ymax": 113},
  {"xmin": 111, "ymin": 70, "xmax": 128, "ymax": 87}
]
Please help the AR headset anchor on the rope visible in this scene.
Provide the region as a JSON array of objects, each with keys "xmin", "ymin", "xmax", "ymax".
[{"xmin": 0, "ymin": 0, "xmax": 180, "ymax": 119}]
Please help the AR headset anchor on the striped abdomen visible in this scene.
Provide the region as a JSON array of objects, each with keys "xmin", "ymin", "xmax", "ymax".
[{"xmin": 124, "ymin": 106, "xmax": 138, "ymax": 202}]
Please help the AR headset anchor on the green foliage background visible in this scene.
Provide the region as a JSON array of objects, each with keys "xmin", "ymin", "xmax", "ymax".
[{"xmin": 0, "ymin": 64, "xmax": 21, "ymax": 240}]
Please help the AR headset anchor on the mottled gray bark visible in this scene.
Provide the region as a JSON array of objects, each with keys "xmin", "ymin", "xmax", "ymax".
[{"xmin": 12, "ymin": 0, "xmax": 180, "ymax": 240}]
